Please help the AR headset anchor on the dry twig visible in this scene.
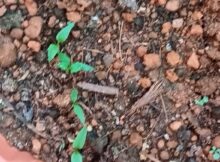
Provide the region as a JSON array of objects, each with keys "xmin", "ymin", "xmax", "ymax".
[
  {"xmin": 144, "ymin": 112, "xmax": 162, "ymax": 141},
  {"xmin": 83, "ymin": 48, "xmax": 105, "ymax": 54},
  {"xmin": 118, "ymin": 21, "xmax": 124, "ymax": 60},
  {"xmin": 160, "ymin": 94, "xmax": 168, "ymax": 123},
  {"xmin": 127, "ymin": 80, "xmax": 164, "ymax": 116},
  {"xmin": 77, "ymin": 82, "xmax": 119, "ymax": 95}
]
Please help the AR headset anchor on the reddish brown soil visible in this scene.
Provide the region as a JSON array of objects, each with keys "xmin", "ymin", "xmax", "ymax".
[{"xmin": 0, "ymin": 0, "xmax": 220, "ymax": 162}]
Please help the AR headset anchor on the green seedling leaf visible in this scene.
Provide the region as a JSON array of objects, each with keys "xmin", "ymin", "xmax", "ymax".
[
  {"xmin": 57, "ymin": 52, "xmax": 71, "ymax": 71},
  {"xmin": 210, "ymin": 146, "xmax": 217, "ymax": 153},
  {"xmin": 73, "ymin": 126, "xmax": 87, "ymax": 149},
  {"xmin": 47, "ymin": 43, "xmax": 59, "ymax": 62},
  {"xmin": 73, "ymin": 104, "xmax": 85, "ymax": 125},
  {"xmin": 213, "ymin": 152, "xmax": 220, "ymax": 160},
  {"xmin": 216, "ymin": 149, "xmax": 220, "ymax": 154},
  {"xmin": 195, "ymin": 96, "xmax": 209, "ymax": 106},
  {"xmin": 56, "ymin": 22, "xmax": 75, "ymax": 43},
  {"xmin": 70, "ymin": 62, "xmax": 94, "ymax": 73},
  {"xmin": 70, "ymin": 89, "xmax": 78, "ymax": 103},
  {"xmin": 71, "ymin": 151, "xmax": 82, "ymax": 162}
]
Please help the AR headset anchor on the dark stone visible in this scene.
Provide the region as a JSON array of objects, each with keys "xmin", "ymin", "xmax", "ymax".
[
  {"xmin": 134, "ymin": 16, "xmax": 144, "ymax": 31},
  {"xmin": 54, "ymin": 8, "xmax": 65, "ymax": 19},
  {"xmin": 0, "ymin": 10, "xmax": 23, "ymax": 30},
  {"xmin": 39, "ymin": 107, "xmax": 60, "ymax": 119},
  {"xmin": 35, "ymin": 51, "xmax": 47, "ymax": 63}
]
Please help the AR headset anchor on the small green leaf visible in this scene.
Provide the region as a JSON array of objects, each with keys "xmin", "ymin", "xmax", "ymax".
[
  {"xmin": 73, "ymin": 104, "xmax": 85, "ymax": 124},
  {"xmin": 195, "ymin": 96, "xmax": 209, "ymax": 106},
  {"xmin": 73, "ymin": 126, "xmax": 87, "ymax": 149},
  {"xmin": 210, "ymin": 146, "xmax": 217, "ymax": 153},
  {"xmin": 213, "ymin": 152, "xmax": 220, "ymax": 160},
  {"xmin": 57, "ymin": 52, "xmax": 71, "ymax": 71},
  {"xmin": 70, "ymin": 89, "xmax": 78, "ymax": 103},
  {"xmin": 70, "ymin": 62, "xmax": 82, "ymax": 73},
  {"xmin": 56, "ymin": 22, "xmax": 75, "ymax": 43},
  {"xmin": 212, "ymin": 146, "xmax": 217, "ymax": 151},
  {"xmin": 71, "ymin": 151, "xmax": 82, "ymax": 162},
  {"xmin": 70, "ymin": 62, "xmax": 94, "ymax": 73},
  {"xmin": 216, "ymin": 149, "xmax": 220, "ymax": 154},
  {"xmin": 47, "ymin": 44, "xmax": 59, "ymax": 62}
]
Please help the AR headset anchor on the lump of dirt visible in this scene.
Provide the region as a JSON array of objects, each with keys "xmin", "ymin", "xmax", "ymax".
[
  {"xmin": 91, "ymin": 136, "xmax": 108, "ymax": 154},
  {"xmin": 24, "ymin": 0, "xmax": 38, "ymax": 16},
  {"xmin": 129, "ymin": 132, "xmax": 143, "ymax": 147},
  {"xmin": 206, "ymin": 47, "xmax": 220, "ymax": 61},
  {"xmin": 206, "ymin": 22, "xmax": 220, "ymax": 37},
  {"xmin": 53, "ymin": 89, "xmax": 71, "ymax": 108},
  {"xmin": 166, "ymin": 51, "xmax": 180, "ymax": 66},
  {"xmin": 24, "ymin": 16, "xmax": 43, "ymax": 39},
  {"xmin": 143, "ymin": 53, "xmax": 161, "ymax": 69},
  {"xmin": 212, "ymin": 135, "xmax": 220, "ymax": 147},
  {"xmin": 165, "ymin": 0, "xmax": 181, "ymax": 12},
  {"xmin": 195, "ymin": 76, "xmax": 219, "ymax": 95},
  {"xmin": 187, "ymin": 52, "xmax": 200, "ymax": 69},
  {"xmin": 0, "ymin": 35, "xmax": 17, "ymax": 68},
  {"xmin": 115, "ymin": 147, "xmax": 139, "ymax": 162}
]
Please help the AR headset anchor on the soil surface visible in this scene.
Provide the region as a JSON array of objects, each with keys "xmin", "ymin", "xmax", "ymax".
[{"xmin": 0, "ymin": 0, "xmax": 220, "ymax": 162}]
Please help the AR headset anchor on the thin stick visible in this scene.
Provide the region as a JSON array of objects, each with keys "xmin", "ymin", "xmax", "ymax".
[
  {"xmin": 78, "ymin": 101, "xmax": 96, "ymax": 120},
  {"xmin": 83, "ymin": 48, "xmax": 105, "ymax": 54},
  {"xmin": 127, "ymin": 80, "xmax": 163, "ymax": 116},
  {"xmin": 160, "ymin": 94, "xmax": 168, "ymax": 123},
  {"xmin": 144, "ymin": 112, "xmax": 162, "ymax": 141},
  {"xmin": 77, "ymin": 82, "xmax": 119, "ymax": 95},
  {"xmin": 119, "ymin": 21, "xmax": 124, "ymax": 60}
]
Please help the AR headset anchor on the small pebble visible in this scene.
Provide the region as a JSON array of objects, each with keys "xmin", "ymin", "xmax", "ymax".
[
  {"xmin": 143, "ymin": 54, "xmax": 161, "ymax": 69},
  {"xmin": 172, "ymin": 18, "xmax": 184, "ymax": 28},
  {"xmin": 169, "ymin": 120, "xmax": 182, "ymax": 131},
  {"xmin": 165, "ymin": 0, "xmax": 180, "ymax": 12},
  {"xmin": 160, "ymin": 150, "xmax": 170, "ymax": 160},
  {"xmin": 103, "ymin": 54, "xmax": 114, "ymax": 67},
  {"xmin": 66, "ymin": 11, "xmax": 81, "ymax": 22},
  {"xmin": 112, "ymin": 130, "xmax": 122, "ymax": 141},
  {"xmin": 48, "ymin": 16, "xmax": 57, "ymax": 28},
  {"xmin": 27, "ymin": 40, "xmax": 41, "ymax": 52},
  {"xmin": 212, "ymin": 135, "xmax": 220, "ymax": 147},
  {"xmin": 32, "ymin": 138, "xmax": 42, "ymax": 154},
  {"xmin": 161, "ymin": 22, "xmax": 172, "ymax": 34},
  {"xmin": 190, "ymin": 25, "xmax": 203, "ymax": 36},
  {"xmin": 0, "ymin": 6, "xmax": 7, "ymax": 17},
  {"xmin": 157, "ymin": 139, "xmax": 165, "ymax": 149},
  {"xmin": 25, "ymin": 16, "xmax": 43, "ymax": 38},
  {"xmin": 136, "ymin": 46, "xmax": 147, "ymax": 57},
  {"xmin": 10, "ymin": 28, "xmax": 23, "ymax": 39},
  {"xmin": 122, "ymin": 12, "xmax": 136, "ymax": 22},
  {"xmin": 129, "ymin": 132, "xmax": 143, "ymax": 147},
  {"xmin": 138, "ymin": 77, "xmax": 151, "ymax": 88},
  {"xmin": 113, "ymin": 60, "xmax": 123, "ymax": 70},
  {"xmin": 187, "ymin": 52, "xmax": 200, "ymax": 69},
  {"xmin": 166, "ymin": 51, "xmax": 180, "ymax": 66},
  {"xmin": 166, "ymin": 69, "xmax": 178, "ymax": 82},
  {"xmin": 166, "ymin": 140, "xmax": 178, "ymax": 149}
]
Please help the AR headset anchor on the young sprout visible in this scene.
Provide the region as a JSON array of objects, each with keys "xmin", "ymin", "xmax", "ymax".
[{"xmin": 47, "ymin": 22, "xmax": 94, "ymax": 73}]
